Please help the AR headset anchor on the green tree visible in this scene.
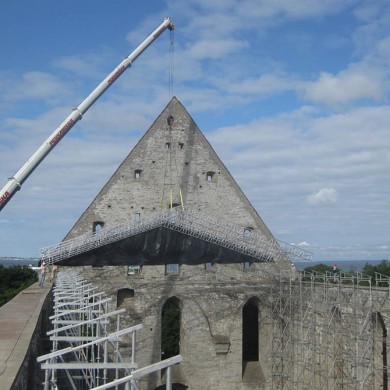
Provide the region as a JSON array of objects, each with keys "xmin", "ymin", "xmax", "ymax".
[
  {"xmin": 362, "ymin": 259, "xmax": 390, "ymax": 286},
  {"xmin": 0, "ymin": 265, "xmax": 38, "ymax": 307},
  {"xmin": 303, "ymin": 263, "xmax": 336, "ymax": 274}
]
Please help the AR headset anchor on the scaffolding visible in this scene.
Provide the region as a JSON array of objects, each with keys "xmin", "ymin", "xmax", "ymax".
[
  {"xmin": 37, "ymin": 269, "xmax": 182, "ymax": 390},
  {"xmin": 39, "ymin": 207, "xmax": 312, "ymax": 265},
  {"xmin": 270, "ymin": 270, "xmax": 390, "ymax": 389},
  {"xmin": 36, "ymin": 208, "xmax": 390, "ymax": 389}
]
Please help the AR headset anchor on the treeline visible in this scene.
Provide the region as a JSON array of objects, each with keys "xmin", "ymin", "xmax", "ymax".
[
  {"xmin": 303, "ymin": 259, "xmax": 390, "ymax": 285},
  {"xmin": 0, "ymin": 265, "xmax": 38, "ymax": 307}
]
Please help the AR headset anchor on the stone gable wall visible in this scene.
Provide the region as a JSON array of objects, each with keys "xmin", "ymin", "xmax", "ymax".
[{"xmin": 64, "ymin": 98, "xmax": 273, "ymax": 243}]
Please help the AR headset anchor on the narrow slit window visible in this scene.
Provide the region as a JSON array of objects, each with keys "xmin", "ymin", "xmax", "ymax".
[
  {"xmin": 206, "ymin": 171, "xmax": 215, "ymax": 182},
  {"xmin": 134, "ymin": 169, "xmax": 142, "ymax": 179},
  {"xmin": 135, "ymin": 212, "xmax": 141, "ymax": 222},
  {"xmin": 244, "ymin": 261, "xmax": 252, "ymax": 269}
]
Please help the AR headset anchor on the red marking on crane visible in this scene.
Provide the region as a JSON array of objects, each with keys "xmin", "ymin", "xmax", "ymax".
[
  {"xmin": 50, "ymin": 119, "xmax": 75, "ymax": 146},
  {"xmin": 107, "ymin": 65, "xmax": 126, "ymax": 85},
  {"xmin": 0, "ymin": 191, "xmax": 10, "ymax": 206}
]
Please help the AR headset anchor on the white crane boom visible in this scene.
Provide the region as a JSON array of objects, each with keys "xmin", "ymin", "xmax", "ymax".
[{"xmin": 0, "ymin": 17, "xmax": 174, "ymax": 212}]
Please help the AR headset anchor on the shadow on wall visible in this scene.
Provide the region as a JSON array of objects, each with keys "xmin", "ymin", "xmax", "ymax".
[{"xmin": 155, "ymin": 384, "xmax": 188, "ymax": 390}]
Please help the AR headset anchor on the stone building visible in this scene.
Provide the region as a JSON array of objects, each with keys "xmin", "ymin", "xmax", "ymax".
[
  {"xmin": 48, "ymin": 97, "xmax": 388, "ymax": 389},
  {"xmin": 60, "ymin": 97, "xmax": 295, "ymax": 389}
]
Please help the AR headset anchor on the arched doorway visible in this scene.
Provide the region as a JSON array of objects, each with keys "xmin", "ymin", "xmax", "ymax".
[
  {"xmin": 242, "ymin": 297, "xmax": 259, "ymax": 362},
  {"xmin": 161, "ymin": 297, "xmax": 181, "ymax": 360},
  {"xmin": 242, "ymin": 297, "xmax": 265, "ymax": 383}
]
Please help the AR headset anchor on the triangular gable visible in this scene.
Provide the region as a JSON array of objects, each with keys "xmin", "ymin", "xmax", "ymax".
[{"xmin": 65, "ymin": 97, "xmax": 274, "ymax": 242}]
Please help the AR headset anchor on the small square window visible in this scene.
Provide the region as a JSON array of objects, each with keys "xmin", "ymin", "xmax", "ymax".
[
  {"xmin": 135, "ymin": 213, "xmax": 141, "ymax": 222},
  {"xmin": 205, "ymin": 261, "xmax": 213, "ymax": 270},
  {"xmin": 165, "ymin": 142, "xmax": 171, "ymax": 149},
  {"xmin": 128, "ymin": 265, "xmax": 141, "ymax": 275},
  {"xmin": 134, "ymin": 169, "xmax": 142, "ymax": 179},
  {"xmin": 166, "ymin": 263, "xmax": 179, "ymax": 274},
  {"xmin": 178, "ymin": 143, "xmax": 184, "ymax": 149}
]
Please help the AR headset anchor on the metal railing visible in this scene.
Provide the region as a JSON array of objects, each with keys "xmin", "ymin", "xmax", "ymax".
[{"xmin": 40, "ymin": 208, "xmax": 312, "ymax": 264}]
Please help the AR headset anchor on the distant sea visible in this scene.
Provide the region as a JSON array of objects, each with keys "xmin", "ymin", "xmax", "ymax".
[
  {"xmin": 0, "ymin": 257, "xmax": 386, "ymax": 271},
  {"xmin": 0, "ymin": 258, "xmax": 39, "ymax": 267},
  {"xmin": 294, "ymin": 259, "xmax": 386, "ymax": 272}
]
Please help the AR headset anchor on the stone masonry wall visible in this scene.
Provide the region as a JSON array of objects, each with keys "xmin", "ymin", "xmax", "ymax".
[
  {"xmin": 64, "ymin": 97, "xmax": 275, "ymax": 244},
  {"xmin": 76, "ymin": 261, "xmax": 279, "ymax": 390}
]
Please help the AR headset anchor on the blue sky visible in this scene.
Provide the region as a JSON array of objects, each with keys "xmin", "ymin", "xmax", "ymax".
[{"xmin": 0, "ymin": 0, "xmax": 389, "ymax": 261}]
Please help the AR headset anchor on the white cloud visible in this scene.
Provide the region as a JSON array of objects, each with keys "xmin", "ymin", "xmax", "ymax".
[
  {"xmin": 187, "ymin": 38, "xmax": 249, "ymax": 60},
  {"xmin": 214, "ymin": 72, "xmax": 297, "ymax": 97},
  {"xmin": 307, "ymin": 188, "xmax": 338, "ymax": 205},
  {"xmin": 3, "ymin": 71, "xmax": 73, "ymax": 103},
  {"xmin": 52, "ymin": 51, "xmax": 114, "ymax": 80},
  {"xmin": 1, "ymin": 0, "xmax": 390, "ymax": 263},
  {"xmin": 0, "ymin": 219, "xmax": 25, "ymax": 224},
  {"xmin": 303, "ymin": 69, "xmax": 383, "ymax": 105}
]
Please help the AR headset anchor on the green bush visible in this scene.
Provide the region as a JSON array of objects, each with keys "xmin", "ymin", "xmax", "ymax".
[
  {"xmin": 362, "ymin": 259, "xmax": 390, "ymax": 286},
  {"xmin": 0, "ymin": 265, "xmax": 38, "ymax": 307}
]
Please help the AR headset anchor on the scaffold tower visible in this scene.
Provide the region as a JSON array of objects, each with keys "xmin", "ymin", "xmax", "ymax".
[{"xmin": 37, "ymin": 269, "xmax": 182, "ymax": 390}]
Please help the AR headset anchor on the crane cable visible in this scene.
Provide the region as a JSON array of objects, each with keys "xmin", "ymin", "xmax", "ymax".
[
  {"xmin": 169, "ymin": 28, "xmax": 174, "ymax": 101},
  {"xmin": 169, "ymin": 30, "xmax": 184, "ymax": 210},
  {"xmin": 160, "ymin": 30, "xmax": 174, "ymax": 210},
  {"xmin": 160, "ymin": 29, "xmax": 184, "ymax": 211}
]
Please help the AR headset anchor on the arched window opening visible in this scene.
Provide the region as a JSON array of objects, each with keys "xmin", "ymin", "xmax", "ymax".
[
  {"xmin": 117, "ymin": 288, "xmax": 134, "ymax": 308},
  {"xmin": 161, "ymin": 297, "xmax": 181, "ymax": 360},
  {"xmin": 244, "ymin": 227, "xmax": 253, "ymax": 240},
  {"xmin": 243, "ymin": 297, "xmax": 259, "ymax": 362},
  {"xmin": 93, "ymin": 221, "xmax": 104, "ymax": 233}
]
